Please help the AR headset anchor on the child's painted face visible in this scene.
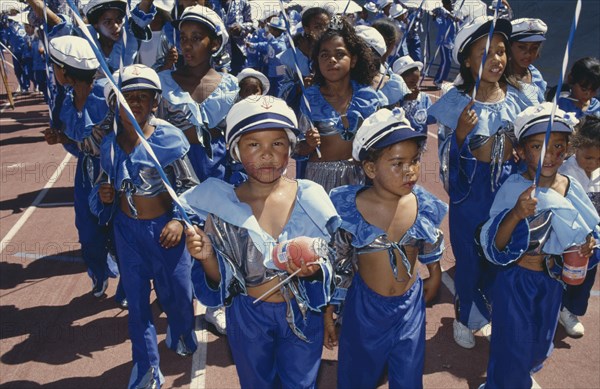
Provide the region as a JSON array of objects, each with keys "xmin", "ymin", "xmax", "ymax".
[
  {"xmin": 237, "ymin": 129, "xmax": 290, "ymax": 184},
  {"xmin": 510, "ymin": 41, "xmax": 541, "ymax": 70},
  {"xmin": 575, "ymin": 145, "xmax": 600, "ymax": 177},
  {"xmin": 179, "ymin": 21, "xmax": 217, "ymax": 67},
  {"xmin": 571, "ymin": 83, "xmax": 598, "ymax": 105},
  {"xmin": 238, "ymin": 77, "xmax": 263, "ymax": 99},
  {"xmin": 121, "ymin": 90, "xmax": 157, "ymax": 125},
  {"xmin": 465, "ymin": 34, "xmax": 507, "ymax": 85},
  {"xmin": 518, "ymin": 132, "xmax": 568, "ymax": 180},
  {"xmin": 95, "ymin": 9, "xmax": 124, "ymax": 42},
  {"xmin": 401, "ymin": 67, "xmax": 421, "ymax": 92},
  {"xmin": 318, "ymin": 36, "xmax": 356, "ymax": 83},
  {"xmin": 365, "ymin": 139, "xmax": 421, "ymax": 197}
]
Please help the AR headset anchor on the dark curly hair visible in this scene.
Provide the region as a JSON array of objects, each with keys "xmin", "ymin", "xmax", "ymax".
[
  {"xmin": 312, "ymin": 17, "xmax": 378, "ymax": 86},
  {"xmin": 456, "ymin": 33, "xmax": 519, "ymax": 95},
  {"xmin": 571, "ymin": 115, "xmax": 600, "ymax": 150}
]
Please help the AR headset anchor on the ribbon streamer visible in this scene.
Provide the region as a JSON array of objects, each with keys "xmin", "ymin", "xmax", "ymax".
[
  {"xmin": 534, "ymin": 0, "xmax": 582, "ymax": 189},
  {"xmin": 65, "ymin": 0, "xmax": 194, "ymax": 229}
]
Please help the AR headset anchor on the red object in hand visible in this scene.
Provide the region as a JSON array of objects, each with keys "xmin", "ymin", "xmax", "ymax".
[
  {"xmin": 562, "ymin": 245, "xmax": 589, "ymax": 285},
  {"xmin": 272, "ymin": 237, "xmax": 328, "ymax": 270}
]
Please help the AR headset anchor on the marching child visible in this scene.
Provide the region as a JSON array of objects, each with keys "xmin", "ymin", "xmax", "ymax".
[
  {"xmin": 157, "ymin": 5, "xmax": 239, "ymax": 184},
  {"xmin": 298, "ymin": 16, "xmax": 380, "ymax": 193},
  {"xmin": 428, "ymin": 16, "xmax": 531, "ymax": 349},
  {"xmin": 326, "ymin": 107, "xmax": 447, "ymax": 388},
  {"xmin": 96, "ymin": 64, "xmax": 198, "ymax": 389},
  {"xmin": 182, "ymin": 96, "xmax": 340, "ymax": 388},
  {"xmin": 478, "ymin": 103, "xmax": 599, "ymax": 388},
  {"xmin": 509, "ymin": 18, "xmax": 548, "ymax": 104},
  {"xmin": 557, "ymin": 57, "xmax": 600, "ymax": 118},
  {"xmin": 393, "ymin": 55, "xmax": 435, "ymax": 134},
  {"xmin": 245, "ymin": 16, "xmax": 287, "ymax": 97},
  {"xmin": 236, "ymin": 67, "xmax": 270, "ymax": 98},
  {"xmin": 43, "ymin": 36, "xmax": 113, "ymax": 298},
  {"xmin": 26, "ymin": 0, "xmax": 156, "ymax": 72},
  {"xmin": 558, "ymin": 115, "xmax": 600, "ymax": 337}
]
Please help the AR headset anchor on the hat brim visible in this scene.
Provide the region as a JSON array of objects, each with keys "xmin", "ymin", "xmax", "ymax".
[
  {"xmin": 519, "ymin": 121, "xmax": 572, "ymax": 141},
  {"xmin": 268, "ymin": 23, "xmax": 287, "ymax": 31},
  {"xmin": 511, "ymin": 34, "xmax": 546, "ymax": 42},
  {"xmin": 396, "ymin": 62, "xmax": 423, "ymax": 75},
  {"xmin": 172, "ymin": 16, "xmax": 216, "ymax": 32},
  {"xmin": 86, "ymin": 2, "xmax": 126, "ymax": 23},
  {"xmin": 373, "ymin": 129, "xmax": 427, "ymax": 149},
  {"xmin": 456, "ymin": 19, "xmax": 512, "ymax": 63},
  {"xmin": 233, "ymin": 122, "xmax": 299, "ymax": 138}
]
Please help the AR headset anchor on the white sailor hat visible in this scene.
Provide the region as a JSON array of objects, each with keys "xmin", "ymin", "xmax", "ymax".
[
  {"xmin": 364, "ymin": 2, "xmax": 378, "ymax": 13},
  {"xmin": 514, "ymin": 102, "xmax": 578, "ymax": 142},
  {"xmin": 355, "ymin": 26, "xmax": 387, "ymax": 57},
  {"xmin": 392, "ymin": 55, "xmax": 423, "ymax": 75},
  {"xmin": 268, "ymin": 16, "xmax": 287, "ymax": 31},
  {"xmin": 452, "ymin": 16, "xmax": 512, "ymax": 64},
  {"xmin": 389, "ymin": 3, "xmax": 408, "ymax": 19},
  {"xmin": 173, "ymin": 5, "xmax": 228, "ymax": 57},
  {"xmin": 352, "ymin": 107, "xmax": 426, "ymax": 161},
  {"xmin": 104, "ymin": 64, "xmax": 162, "ymax": 102},
  {"xmin": 236, "ymin": 68, "xmax": 270, "ymax": 95},
  {"xmin": 226, "ymin": 96, "xmax": 299, "ymax": 160},
  {"xmin": 84, "ymin": 0, "xmax": 126, "ymax": 24},
  {"xmin": 510, "ymin": 18, "xmax": 547, "ymax": 42},
  {"xmin": 48, "ymin": 36, "xmax": 100, "ymax": 70}
]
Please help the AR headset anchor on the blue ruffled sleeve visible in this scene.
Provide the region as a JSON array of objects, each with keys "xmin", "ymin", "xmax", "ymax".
[
  {"xmin": 405, "ymin": 186, "xmax": 449, "ymax": 264},
  {"xmin": 379, "ymin": 73, "xmax": 410, "ymax": 107}
]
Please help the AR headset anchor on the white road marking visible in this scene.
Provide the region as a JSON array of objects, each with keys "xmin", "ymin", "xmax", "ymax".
[
  {"xmin": 0, "ymin": 153, "xmax": 72, "ymax": 253},
  {"xmin": 190, "ymin": 300, "xmax": 208, "ymax": 389}
]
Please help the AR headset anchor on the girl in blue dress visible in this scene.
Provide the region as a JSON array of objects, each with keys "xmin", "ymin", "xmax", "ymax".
[
  {"xmin": 428, "ymin": 16, "xmax": 531, "ymax": 349},
  {"xmin": 509, "ymin": 18, "xmax": 548, "ymax": 104},
  {"xmin": 157, "ymin": 5, "xmax": 239, "ymax": 183},
  {"xmin": 298, "ymin": 16, "xmax": 381, "ymax": 193},
  {"xmin": 557, "ymin": 57, "xmax": 600, "ymax": 119}
]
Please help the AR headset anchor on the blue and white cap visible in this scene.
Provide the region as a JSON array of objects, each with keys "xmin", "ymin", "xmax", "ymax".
[
  {"xmin": 510, "ymin": 18, "xmax": 547, "ymax": 42},
  {"xmin": 514, "ymin": 102, "xmax": 578, "ymax": 142},
  {"xmin": 352, "ymin": 108, "xmax": 426, "ymax": 161},
  {"xmin": 452, "ymin": 16, "xmax": 512, "ymax": 64},
  {"xmin": 104, "ymin": 64, "xmax": 162, "ymax": 102},
  {"xmin": 355, "ymin": 26, "xmax": 387, "ymax": 57},
  {"xmin": 389, "ymin": 3, "xmax": 407, "ymax": 19},
  {"xmin": 49, "ymin": 36, "xmax": 100, "ymax": 70},
  {"xmin": 226, "ymin": 96, "xmax": 299, "ymax": 160},
  {"xmin": 392, "ymin": 55, "xmax": 423, "ymax": 75},
  {"xmin": 84, "ymin": 0, "xmax": 126, "ymax": 24},
  {"xmin": 268, "ymin": 16, "xmax": 287, "ymax": 31},
  {"xmin": 173, "ymin": 5, "xmax": 228, "ymax": 57}
]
